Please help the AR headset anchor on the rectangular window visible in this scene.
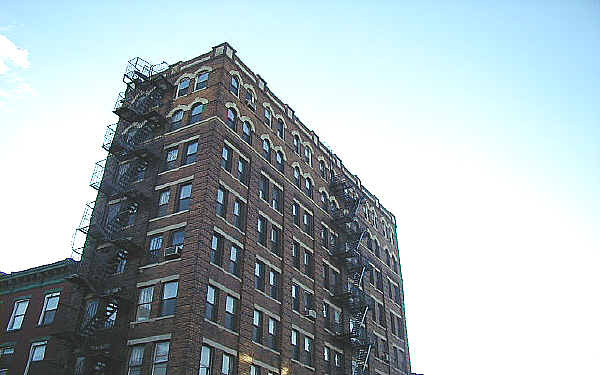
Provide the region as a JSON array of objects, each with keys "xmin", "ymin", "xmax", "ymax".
[
  {"xmin": 157, "ymin": 190, "xmax": 170, "ymax": 217},
  {"xmin": 128, "ymin": 345, "xmax": 144, "ymax": 375},
  {"xmin": 171, "ymin": 229, "xmax": 185, "ymax": 248},
  {"xmin": 304, "ymin": 291, "xmax": 314, "ymax": 312},
  {"xmin": 7, "ymin": 299, "xmax": 29, "ymax": 330},
  {"xmin": 149, "ymin": 235, "xmax": 163, "ymax": 257},
  {"xmin": 321, "ymin": 227, "xmax": 329, "ymax": 248},
  {"xmin": 379, "ymin": 303, "xmax": 386, "ymax": 327},
  {"xmin": 137, "ymin": 286, "xmax": 154, "ymax": 321},
  {"xmin": 229, "ymin": 245, "xmax": 241, "ymax": 276},
  {"xmin": 184, "ymin": 141, "xmax": 198, "ymax": 165},
  {"xmin": 291, "ymin": 284, "xmax": 300, "ymax": 312},
  {"xmin": 24, "ymin": 341, "xmax": 46, "ymax": 373},
  {"xmin": 304, "ymin": 251, "xmax": 313, "ymax": 277},
  {"xmin": 165, "ymin": 148, "xmax": 178, "ymax": 170},
  {"xmin": 178, "ymin": 183, "xmax": 192, "ymax": 211},
  {"xmin": 304, "ymin": 337, "xmax": 313, "ymax": 367},
  {"xmin": 205, "ymin": 285, "xmax": 218, "ymax": 322},
  {"xmin": 269, "ymin": 270, "xmax": 280, "ymax": 300},
  {"xmin": 210, "ymin": 233, "xmax": 224, "ymax": 266},
  {"xmin": 225, "ymin": 295, "xmax": 238, "ymax": 331},
  {"xmin": 152, "ymin": 341, "xmax": 170, "ymax": 375},
  {"xmin": 196, "ymin": 72, "xmax": 209, "ymax": 90},
  {"xmin": 292, "ymin": 241, "xmax": 300, "ymax": 268},
  {"xmin": 222, "ymin": 352, "xmax": 234, "ymax": 375},
  {"xmin": 221, "ymin": 146, "xmax": 232, "ymax": 172},
  {"xmin": 291, "ymin": 330, "xmax": 299, "ymax": 360},
  {"xmin": 259, "ymin": 175, "xmax": 269, "ymax": 202},
  {"xmin": 277, "ymin": 120, "xmax": 284, "ymax": 139},
  {"xmin": 252, "ymin": 309, "xmax": 263, "ymax": 344},
  {"xmin": 38, "ymin": 292, "xmax": 60, "ymax": 326},
  {"xmin": 250, "ymin": 365, "xmax": 261, "ymax": 375},
  {"xmin": 257, "ymin": 216, "xmax": 267, "ymax": 246},
  {"xmin": 160, "ymin": 281, "xmax": 178, "ymax": 316},
  {"xmin": 323, "ymin": 264, "xmax": 330, "ymax": 290},
  {"xmin": 267, "ymin": 317, "xmax": 279, "ymax": 351},
  {"xmin": 216, "ymin": 186, "xmax": 228, "ymax": 218},
  {"xmin": 303, "ymin": 212, "xmax": 313, "ymax": 236},
  {"xmin": 390, "ymin": 312, "xmax": 396, "ymax": 335},
  {"xmin": 271, "ymin": 186, "xmax": 282, "ymax": 212},
  {"xmin": 270, "ymin": 227, "xmax": 281, "ymax": 256},
  {"xmin": 237, "ymin": 159, "xmax": 248, "ymax": 185},
  {"xmin": 292, "ymin": 203, "xmax": 300, "ymax": 226},
  {"xmin": 199, "ymin": 345, "xmax": 212, "ymax": 375},
  {"xmin": 254, "ymin": 261, "xmax": 265, "ymax": 291},
  {"xmin": 233, "ymin": 200, "xmax": 246, "ymax": 230}
]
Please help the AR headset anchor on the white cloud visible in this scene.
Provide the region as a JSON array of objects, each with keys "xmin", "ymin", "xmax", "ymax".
[{"xmin": 0, "ymin": 34, "xmax": 30, "ymax": 74}]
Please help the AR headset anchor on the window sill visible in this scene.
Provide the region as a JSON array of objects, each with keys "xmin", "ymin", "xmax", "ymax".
[
  {"xmin": 216, "ymin": 215, "xmax": 246, "ymax": 236},
  {"xmin": 130, "ymin": 314, "xmax": 175, "ymax": 326},
  {"xmin": 149, "ymin": 210, "xmax": 189, "ymax": 222},
  {"xmin": 203, "ymin": 318, "xmax": 239, "ymax": 335},
  {"xmin": 210, "ymin": 263, "xmax": 242, "ymax": 282},
  {"xmin": 253, "ymin": 341, "xmax": 281, "ymax": 355},
  {"xmin": 256, "ymin": 242, "xmax": 283, "ymax": 260},
  {"xmin": 158, "ymin": 162, "xmax": 196, "ymax": 176},
  {"xmin": 291, "ymin": 359, "xmax": 315, "ymax": 372}
]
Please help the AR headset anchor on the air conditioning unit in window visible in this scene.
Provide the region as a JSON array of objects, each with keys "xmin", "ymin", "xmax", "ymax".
[
  {"xmin": 164, "ymin": 244, "xmax": 183, "ymax": 259},
  {"xmin": 305, "ymin": 309, "xmax": 317, "ymax": 319}
]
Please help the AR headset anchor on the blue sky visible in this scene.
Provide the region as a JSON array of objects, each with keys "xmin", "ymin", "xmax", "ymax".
[{"xmin": 1, "ymin": 1, "xmax": 599, "ymax": 374}]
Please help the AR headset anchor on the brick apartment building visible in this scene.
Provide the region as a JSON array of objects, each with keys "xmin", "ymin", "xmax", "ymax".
[{"xmin": 1, "ymin": 42, "xmax": 412, "ymax": 375}]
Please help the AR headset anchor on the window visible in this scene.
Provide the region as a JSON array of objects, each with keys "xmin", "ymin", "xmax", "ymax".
[
  {"xmin": 272, "ymin": 186, "xmax": 282, "ymax": 212},
  {"xmin": 304, "ymin": 147, "xmax": 312, "ymax": 166},
  {"xmin": 252, "ymin": 309, "xmax": 263, "ymax": 344},
  {"xmin": 128, "ymin": 345, "xmax": 144, "ymax": 375},
  {"xmin": 319, "ymin": 161, "xmax": 327, "ymax": 179},
  {"xmin": 293, "ymin": 167, "xmax": 301, "ymax": 187},
  {"xmin": 275, "ymin": 151, "xmax": 284, "ymax": 172},
  {"xmin": 267, "ymin": 317, "xmax": 279, "ymax": 350},
  {"xmin": 262, "ymin": 139, "xmax": 271, "ymax": 161},
  {"xmin": 321, "ymin": 226, "xmax": 329, "ymax": 249},
  {"xmin": 82, "ymin": 299, "xmax": 98, "ymax": 329},
  {"xmin": 270, "ymin": 227, "xmax": 281, "ymax": 256},
  {"xmin": 149, "ymin": 235, "xmax": 163, "ymax": 257},
  {"xmin": 304, "ymin": 291, "xmax": 314, "ymax": 312},
  {"xmin": 7, "ymin": 299, "xmax": 28, "ymax": 330},
  {"xmin": 38, "ymin": 292, "xmax": 60, "ymax": 326},
  {"xmin": 390, "ymin": 312, "xmax": 396, "ymax": 335},
  {"xmin": 210, "ymin": 233, "xmax": 224, "ymax": 266},
  {"xmin": 171, "ymin": 110, "xmax": 184, "ymax": 130},
  {"xmin": 257, "ymin": 216, "xmax": 267, "ymax": 246},
  {"xmin": 205, "ymin": 285, "xmax": 218, "ymax": 321},
  {"xmin": 293, "ymin": 135, "xmax": 300, "ymax": 154},
  {"xmin": 178, "ymin": 183, "xmax": 192, "ymax": 211},
  {"xmin": 230, "ymin": 76, "xmax": 239, "ymax": 96},
  {"xmin": 229, "ymin": 245, "xmax": 241, "ymax": 276},
  {"xmin": 374, "ymin": 242, "xmax": 380, "ymax": 258},
  {"xmin": 225, "ymin": 295, "xmax": 238, "ymax": 331},
  {"xmin": 292, "ymin": 203, "xmax": 300, "ymax": 226},
  {"xmin": 250, "ymin": 365, "xmax": 261, "ymax": 375},
  {"xmin": 237, "ymin": 158, "xmax": 249, "ymax": 185},
  {"xmin": 269, "ymin": 270, "xmax": 280, "ymax": 300},
  {"xmin": 196, "ymin": 72, "xmax": 209, "ymax": 90},
  {"xmin": 24, "ymin": 341, "xmax": 46, "ymax": 374},
  {"xmin": 304, "ymin": 251, "xmax": 313, "ymax": 277},
  {"xmin": 137, "ymin": 286, "xmax": 154, "ymax": 321},
  {"xmin": 216, "ymin": 186, "xmax": 228, "ymax": 218},
  {"xmin": 376, "ymin": 270, "xmax": 383, "ymax": 291},
  {"xmin": 245, "ymin": 90, "xmax": 255, "ymax": 108},
  {"xmin": 264, "ymin": 107, "xmax": 272, "ymax": 125},
  {"xmin": 304, "ymin": 336, "xmax": 313, "ymax": 366},
  {"xmin": 222, "ymin": 352, "xmax": 234, "ymax": 375},
  {"xmin": 157, "ymin": 189, "xmax": 170, "ymax": 217},
  {"xmin": 321, "ymin": 191, "xmax": 328, "ymax": 211},
  {"xmin": 291, "ymin": 330, "xmax": 299, "ymax": 360},
  {"xmin": 199, "ymin": 345, "xmax": 212, "ymax": 375},
  {"xmin": 242, "ymin": 121, "xmax": 252, "ymax": 144},
  {"xmin": 378, "ymin": 303, "xmax": 386, "ymax": 327},
  {"xmin": 161, "ymin": 281, "xmax": 178, "ymax": 316},
  {"xmin": 165, "ymin": 148, "xmax": 179, "ymax": 170},
  {"xmin": 386, "ymin": 251, "xmax": 391, "ymax": 267},
  {"xmin": 305, "ymin": 178, "xmax": 313, "ymax": 198},
  {"xmin": 303, "ymin": 212, "xmax": 313, "ymax": 236},
  {"xmin": 292, "ymin": 241, "xmax": 300, "ymax": 268},
  {"xmin": 183, "ymin": 141, "xmax": 199, "ymax": 165},
  {"xmin": 178, "ymin": 78, "xmax": 190, "ymax": 96},
  {"xmin": 226, "ymin": 108, "xmax": 237, "ymax": 130},
  {"xmin": 259, "ymin": 175, "xmax": 269, "ymax": 202},
  {"xmin": 291, "ymin": 284, "xmax": 300, "ymax": 312},
  {"xmin": 322, "ymin": 302, "xmax": 331, "ymax": 328},
  {"xmin": 221, "ymin": 146, "xmax": 232, "ymax": 172},
  {"xmin": 367, "ymin": 237, "xmax": 373, "ymax": 251},
  {"xmin": 233, "ymin": 200, "xmax": 246, "ymax": 230},
  {"xmin": 254, "ymin": 261, "xmax": 265, "ymax": 291},
  {"xmin": 152, "ymin": 341, "xmax": 170, "ymax": 375},
  {"xmin": 276, "ymin": 118, "xmax": 284, "ymax": 139},
  {"xmin": 190, "ymin": 104, "xmax": 203, "ymax": 124}
]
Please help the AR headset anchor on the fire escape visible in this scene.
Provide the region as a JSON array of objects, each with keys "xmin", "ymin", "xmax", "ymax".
[
  {"xmin": 329, "ymin": 174, "xmax": 375, "ymax": 375},
  {"xmin": 54, "ymin": 57, "xmax": 173, "ymax": 374}
]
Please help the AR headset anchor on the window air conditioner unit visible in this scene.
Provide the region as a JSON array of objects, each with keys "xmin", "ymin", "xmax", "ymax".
[{"xmin": 164, "ymin": 244, "xmax": 183, "ymax": 258}]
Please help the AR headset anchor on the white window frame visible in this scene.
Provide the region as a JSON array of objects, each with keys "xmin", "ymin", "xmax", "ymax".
[
  {"xmin": 24, "ymin": 341, "xmax": 46, "ymax": 375},
  {"xmin": 7, "ymin": 299, "xmax": 29, "ymax": 331},
  {"xmin": 38, "ymin": 292, "xmax": 60, "ymax": 326}
]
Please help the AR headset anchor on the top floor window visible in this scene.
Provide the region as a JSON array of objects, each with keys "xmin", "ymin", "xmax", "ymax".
[
  {"xmin": 195, "ymin": 72, "xmax": 209, "ymax": 90},
  {"xmin": 230, "ymin": 76, "xmax": 239, "ymax": 96},
  {"xmin": 178, "ymin": 78, "xmax": 190, "ymax": 96}
]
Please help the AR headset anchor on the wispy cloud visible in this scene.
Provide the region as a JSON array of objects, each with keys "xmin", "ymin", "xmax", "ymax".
[{"xmin": 0, "ymin": 34, "xmax": 30, "ymax": 74}]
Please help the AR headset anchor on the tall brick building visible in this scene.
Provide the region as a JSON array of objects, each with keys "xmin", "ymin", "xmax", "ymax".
[{"xmin": 2, "ymin": 42, "xmax": 412, "ymax": 375}]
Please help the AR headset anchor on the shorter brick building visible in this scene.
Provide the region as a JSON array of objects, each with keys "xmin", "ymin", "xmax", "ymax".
[{"xmin": 0, "ymin": 259, "xmax": 78, "ymax": 375}]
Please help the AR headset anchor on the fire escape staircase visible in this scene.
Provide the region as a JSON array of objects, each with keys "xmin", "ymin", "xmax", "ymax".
[{"xmin": 329, "ymin": 175, "xmax": 375, "ymax": 375}]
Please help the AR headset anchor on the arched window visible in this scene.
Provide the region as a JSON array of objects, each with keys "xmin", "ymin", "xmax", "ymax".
[
  {"xmin": 171, "ymin": 110, "xmax": 184, "ymax": 130},
  {"xmin": 178, "ymin": 78, "xmax": 190, "ymax": 97},
  {"xmin": 230, "ymin": 76, "xmax": 239, "ymax": 96},
  {"xmin": 293, "ymin": 135, "xmax": 301, "ymax": 154},
  {"xmin": 305, "ymin": 178, "xmax": 313, "ymax": 198},
  {"xmin": 264, "ymin": 107, "xmax": 272, "ymax": 126},
  {"xmin": 262, "ymin": 139, "xmax": 271, "ymax": 161},
  {"xmin": 321, "ymin": 192, "xmax": 328, "ymax": 210},
  {"xmin": 319, "ymin": 161, "xmax": 326, "ymax": 179},
  {"xmin": 276, "ymin": 151, "xmax": 285, "ymax": 172},
  {"xmin": 190, "ymin": 104, "xmax": 203, "ymax": 124},
  {"xmin": 293, "ymin": 167, "xmax": 301, "ymax": 187},
  {"xmin": 242, "ymin": 121, "xmax": 252, "ymax": 144},
  {"xmin": 304, "ymin": 147, "xmax": 312, "ymax": 166},
  {"xmin": 226, "ymin": 108, "xmax": 237, "ymax": 130},
  {"xmin": 367, "ymin": 236, "xmax": 373, "ymax": 250},
  {"xmin": 195, "ymin": 72, "xmax": 209, "ymax": 90},
  {"xmin": 374, "ymin": 242, "xmax": 380, "ymax": 258},
  {"xmin": 245, "ymin": 90, "xmax": 256, "ymax": 110},
  {"xmin": 277, "ymin": 118, "xmax": 284, "ymax": 139}
]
